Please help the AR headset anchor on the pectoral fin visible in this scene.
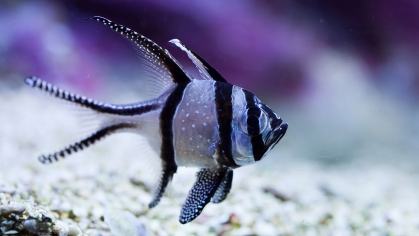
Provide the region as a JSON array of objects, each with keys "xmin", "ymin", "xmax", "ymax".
[
  {"xmin": 179, "ymin": 168, "xmax": 227, "ymax": 224},
  {"xmin": 211, "ymin": 169, "xmax": 233, "ymax": 204}
]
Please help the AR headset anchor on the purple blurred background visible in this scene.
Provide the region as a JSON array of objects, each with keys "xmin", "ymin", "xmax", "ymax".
[{"xmin": 1, "ymin": 0, "xmax": 419, "ymax": 164}]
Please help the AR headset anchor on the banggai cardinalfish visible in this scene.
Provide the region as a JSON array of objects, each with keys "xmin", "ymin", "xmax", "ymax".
[{"xmin": 25, "ymin": 16, "xmax": 288, "ymax": 224}]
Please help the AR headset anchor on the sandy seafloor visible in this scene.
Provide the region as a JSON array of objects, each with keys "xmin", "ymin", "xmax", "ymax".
[{"xmin": 2, "ymin": 86, "xmax": 419, "ymax": 236}]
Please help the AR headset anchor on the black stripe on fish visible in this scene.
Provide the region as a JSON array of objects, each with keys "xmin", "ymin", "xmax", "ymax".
[
  {"xmin": 160, "ymin": 82, "xmax": 190, "ymax": 166},
  {"xmin": 151, "ymin": 82, "xmax": 190, "ymax": 207},
  {"xmin": 38, "ymin": 123, "xmax": 136, "ymax": 164},
  {"xmin": 214, "ymin": 82, "xmax": 237, "ymax": 168},
  {"xmin": 25, "ymin": 76, "xmax": 159, "ymax": 116},
  {"xmin": 243, "ymin": 90, "xmax": 265, "ymax": 161},
  {"xmin": 91, "ymin": 16, "xmax": 192, "ymax": 84}
]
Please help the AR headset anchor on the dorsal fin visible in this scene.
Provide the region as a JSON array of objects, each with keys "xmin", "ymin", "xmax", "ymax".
[
  {"xmin": 169, "ymin": 39, "xmax": 227, "ymax": 83},
  {"xmin": 91, "ymin": 16, "xmax": 192, "ymax": 88}
]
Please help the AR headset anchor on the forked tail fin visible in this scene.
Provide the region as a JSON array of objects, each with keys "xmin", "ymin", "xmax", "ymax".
[
  {"xmin": 24, "ymin": 76, "xmax": 157, "ymax": 116},
  {"xmin": 38, "ymin": 123, "xmax": 136, "ymax": 164},
  {"xmin": 24, "ymin": 76, "xmax": 159, "ymax": 164}
]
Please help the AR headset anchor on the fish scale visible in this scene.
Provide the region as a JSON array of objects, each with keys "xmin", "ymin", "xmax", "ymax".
[{"xmin": 25, "ymin": 16, "xmax": 288, "ymax": 224}]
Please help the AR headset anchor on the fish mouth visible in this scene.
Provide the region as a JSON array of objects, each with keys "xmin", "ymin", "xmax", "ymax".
[{"xmin": 265, "ymin": 121, "xmax": 288, "ymax": 149}]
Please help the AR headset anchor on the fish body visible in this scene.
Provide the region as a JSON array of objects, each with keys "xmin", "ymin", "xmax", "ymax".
[{"xmin": 25, "ymin": 16, "xmax": 288, "ymax": 224}]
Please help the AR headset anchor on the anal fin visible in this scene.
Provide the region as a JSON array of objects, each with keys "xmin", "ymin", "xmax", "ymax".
[
  {"xmin": 211, "ymin": 169, "xmax": 233, "ymax": 204},
  {"xmin": 179, "ymin": 168, "xmax": 227, "ymax": 224},
  {"xmin": 148, "ymin": 163, "xmax": 177, "ymax": 208}
]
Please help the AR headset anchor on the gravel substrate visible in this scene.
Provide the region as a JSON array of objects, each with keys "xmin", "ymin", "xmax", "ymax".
[{"xmin": 1, "ymin": 87, "xmax": 419, "ymax": 235}]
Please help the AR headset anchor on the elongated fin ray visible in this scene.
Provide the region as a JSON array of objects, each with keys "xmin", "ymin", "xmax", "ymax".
[
  {"xmin": 148, "ymin": 163, "xmax": 177, "ymax": 208},
  {"xmin": 91, "ymin": 16, "xmax": 192, "ymax": 85},
  {"xmin": 179, "ymin": 168, "xmax": 227, "ymax": 224},
  {"xmin": 38, "ymin": 123, "xmax": 136, "ymax": 164},
  {"xmin": 169, "ymin": 39, "xmax": 227, "ymax": 83},
  {"xmin": 25, "ymin": 76, "xmax": 159, "ymax": 116},
  {"xmin": 211, "ymin": 169, "xmax": 233, "ymax": 203}
]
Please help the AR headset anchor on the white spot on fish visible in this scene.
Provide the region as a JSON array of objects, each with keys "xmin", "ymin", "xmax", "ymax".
[
  {"xmin": 182, "ymin": 127, "xmax": 185, "ymax": 131},
  {"xmin": 203, "ymin": 122, "xmax": 207, "ymax": 126},
  {"xmin": 195, "ymin": 110, "xmax": 199, "ymax": 114},
  {"xmin": 186, "ymin": 113, "xmax": 189, "ymax": 117},
  {"xmin": 192, "ymin": 124, "xmax": 195, "ymax": 128}
]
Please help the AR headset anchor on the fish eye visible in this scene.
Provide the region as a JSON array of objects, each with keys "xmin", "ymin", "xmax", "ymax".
[{"xmin": 240, "ymin": 106, "xmax": 268, "ymax": 136}]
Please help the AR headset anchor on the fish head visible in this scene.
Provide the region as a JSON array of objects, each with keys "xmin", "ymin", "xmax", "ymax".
[{"xmin": 232, "ymin": 90, "xmax": 288, "ymax": 166}]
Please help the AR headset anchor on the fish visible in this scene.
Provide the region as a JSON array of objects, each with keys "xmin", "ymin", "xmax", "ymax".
[{"xmin": 25, "ymin": 16, "xmax": 288, "ymax": 224}]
